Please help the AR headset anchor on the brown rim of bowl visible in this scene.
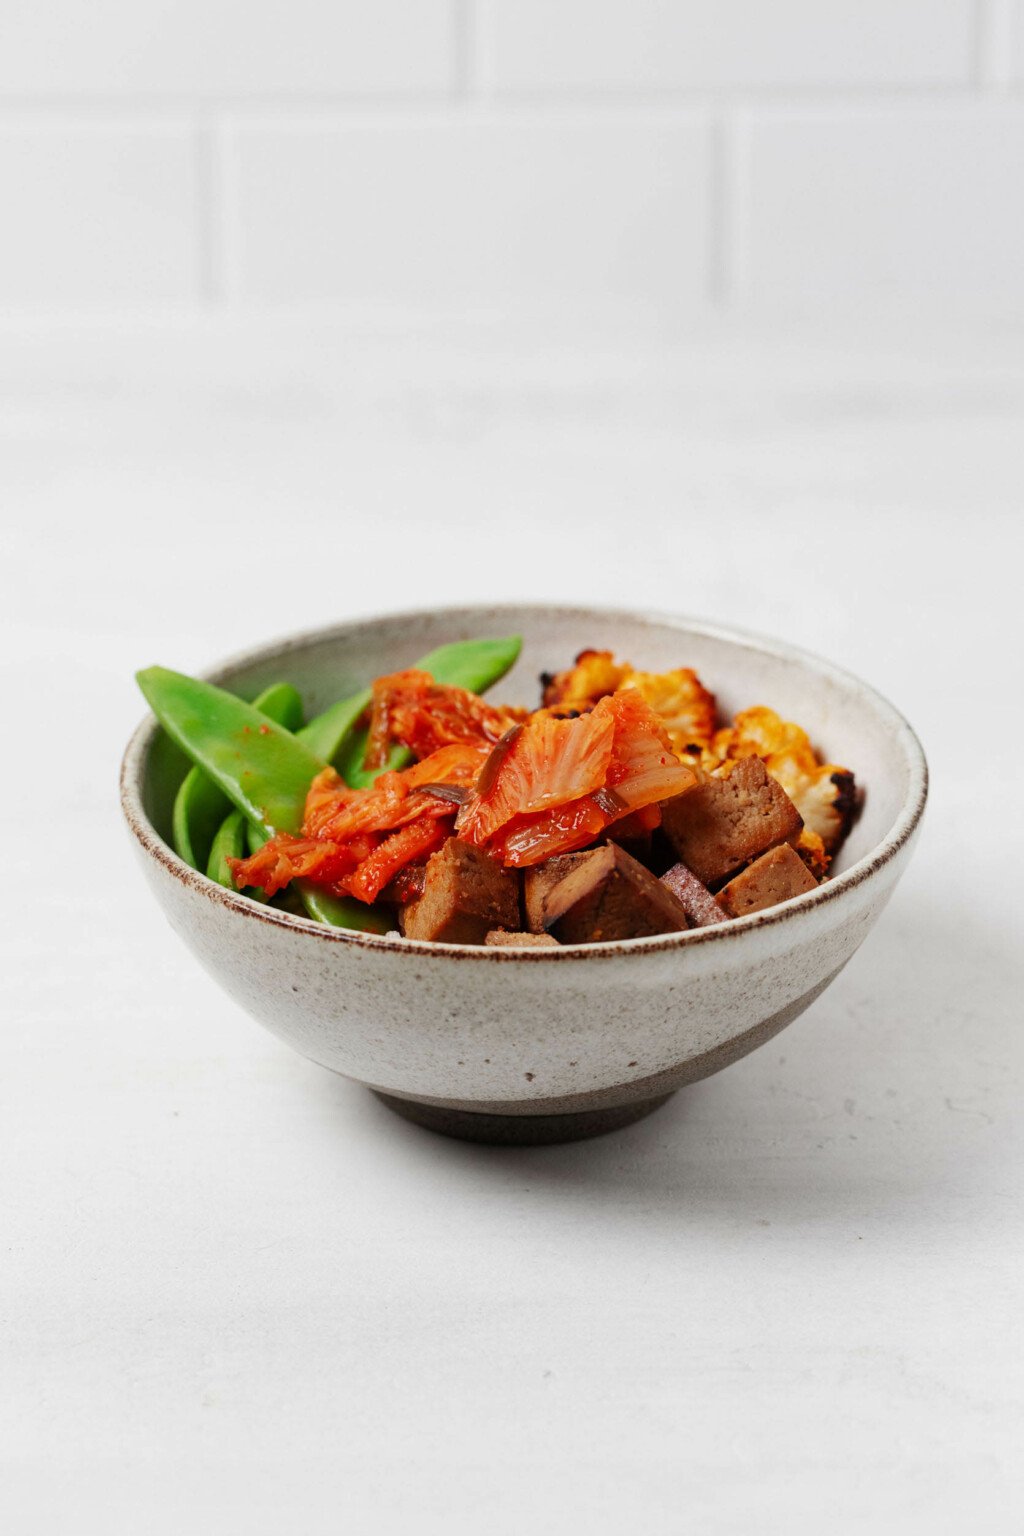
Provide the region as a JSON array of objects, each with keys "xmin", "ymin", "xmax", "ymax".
[{"xmin": 120, "ymin": 604, "xmax": 928, "ymax": 962}]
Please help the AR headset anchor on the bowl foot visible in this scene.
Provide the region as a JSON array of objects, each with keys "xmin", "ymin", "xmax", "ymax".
[{"xmin": 371, "ymin": 1090, "xmax": 675, "ymax": 1145}]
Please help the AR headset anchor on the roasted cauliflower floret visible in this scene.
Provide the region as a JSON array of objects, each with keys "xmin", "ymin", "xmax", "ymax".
[
  {"xmin": 792, "ymin": 771, "xmax": 857, "ymax": 856},
  {"xmin": 712, "ymin": 704, "xmax": 807, "ymax": 763},
  {"xmin": 795, "ymin": 827, "xmax": 829, "ymax": 879},
  {"xmin": 676, "ymin": 743, "xmax": 722, "ymax": 775},
  {"xmin": 540, "ymin": 649, "xmax": 626, "ymax": 708},
  {"xmin": 541, "ymin": 652, "xmax": 717, "ymax": 755},
  {"xmin": 617, "ymin": 668, "xmax": 717, "ymax": 754},
  {"xmin": 712, "ymin": 705, "xmax": 856, "ymax": 854}
]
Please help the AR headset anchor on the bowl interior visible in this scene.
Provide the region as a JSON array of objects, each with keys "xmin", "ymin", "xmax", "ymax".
[{"xmin": 139, "ymin": 605, "xmax": 920, "ymax": 883}]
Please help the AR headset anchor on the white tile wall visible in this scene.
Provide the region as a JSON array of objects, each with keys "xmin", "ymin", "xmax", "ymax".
[
  {"xmin": 0, "ymin": 124, "xmax": 197, "ymax": 308},
  {"xmin": 226, "ymin": 115, "xmax": 709, "ymax": 313},
  {"xmin": 0, "ymin": 0, "xmax": 1020, "ymax": 318},
  {"xmin": 483, "ymin": 0, "xmax": 974, "ymax": 93},
  {"xmin": 742, "ymin": 106, "xmax": 1024, "ymax": 315},
  {"xmin": 0, "ymin": 1, "xmax": 455, "ymax": 97}
]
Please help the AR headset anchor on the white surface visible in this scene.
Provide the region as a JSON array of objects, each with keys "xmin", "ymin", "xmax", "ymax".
[
  {"xmin": 0, "ymin": 1, "xmax": 1022, "ymax": 320},
  {"xmin": 2, "ymin": 317, "xmax": 1022, "ymax": 1534}
]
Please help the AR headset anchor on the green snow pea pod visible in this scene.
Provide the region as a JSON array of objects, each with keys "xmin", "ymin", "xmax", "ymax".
[
  {"xmin": 239, "ymin": 814, "xmax": 391, "ymax": 932},
  {"xmin": 296, "ymin": 634, "xmax": 521, "ymax": 771},
  {"xmin": 139, "ymin": 668, "xmax": 322, "ymax": 838},
  {"xmin": 297, "ymin": 885, "xmax": 391, "ymax": 932},
  {"xmin": 172, "ymin": 680, "xmax": 303, "ymax": 869},
  {"xmin": 248, "ymin": 679, "xmax": 304, "ymax": 730},
  {"xmin": 235, "ymin": 633, "xmax": 521, "ymax": 849},
  {"xmin": 295, "ymin": 691, "xmax": 372, "ymax": 767},
  {"xmin": 138, "ymin": 667, "xmax": 391, "ymax": 933},
  {"xmin": 216, "ymin": 817, "xmax": 389, "ymax": 931},
  {"xmin": 206, "ymin": 810, "xmax": 250, "ymax": 890},
  {"xmin": 203, "ymin": 682, "xmax": 305, "ymax": 892},
  {"xmin": 139, "ymin": 635, "xmax": 521, "ymax": 934},
  {"xmin": 209, "ymin": 813, "xmax": 366, "ymax": 931},
  {"xmin": 331, "ymin": 635, "xmax": 522, "ymax": 789},
  {"xmin": 243, "ymin": 635, "xmax": 522, "ymax": 929}
]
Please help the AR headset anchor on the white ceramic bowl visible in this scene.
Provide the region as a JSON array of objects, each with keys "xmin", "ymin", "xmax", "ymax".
[{"xmin": 120, "ymin": 606, "xmax": 927, "ymax": 1143}]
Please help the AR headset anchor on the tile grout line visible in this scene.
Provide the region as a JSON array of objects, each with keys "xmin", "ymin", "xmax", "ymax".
[
  {"xmin": 723, "ymin": 107, "xmax": 749, "ymax": 314},
  {"xmin": 464, "ymin": 0, "xmax": 491, "ymax": 100},
  {"xmin": 706, "ymin": 113, "xmax": 728, "ymax": 310},
  {"xmin": 0, "ymin": 84, "xmax": 1020, "ymax": 123},
  {"xmin": 974, "ymin": 0, "xmax": 1016, "ymax": 90},
  {"xmin": 452, "ymin": 0, "xmax": 475, "ymax": 99},
  {"xmin": 194, "ymin": 112, "xmax": 229, "ymax": 308},
  {"xmin": 708, "ymin": 107, "xmax": 747, "ymax": 314}
]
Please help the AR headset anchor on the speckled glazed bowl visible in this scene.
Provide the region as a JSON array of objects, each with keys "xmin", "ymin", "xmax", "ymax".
[{"xmin": 121, "ymin": 606, "xmax": 927, "ymax": 1144}]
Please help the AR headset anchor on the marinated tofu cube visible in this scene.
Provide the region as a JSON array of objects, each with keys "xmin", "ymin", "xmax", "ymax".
[
  {"xmin": 527, "ymin": 843, "xmax": 689, "ymax": 945},
  {"xmin": 659, "ymin": 756, "xmax": 803, "ymax": 888},
  {"xmin": 524, "ymin": 848, "xmax": 612, "ymax": 933},
  {"xmin": 716, "ymin": 843, "xmax": 818, "ymax": 918},
  {"xmin": 400, "ymin": 839, "xmax": 519, "ymax": 944},
  {"xmin": 484, "ymin": 929, "xmax": 560, "ymax": 947},
  {"xmin": 602, "ymin": 809, "xmax": 655, "ymax": 864},
  {"xmin": 381, "ymin": 860, "xmax": 428, "ymax": 905},
  {"xmin": 660, "ymin": 863, "xmax": 725, "ymax": 928}
]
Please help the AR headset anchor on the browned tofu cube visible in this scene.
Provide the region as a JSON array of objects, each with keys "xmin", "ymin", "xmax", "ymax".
[
  {"xmin": 660, "ymin": 863, "xmax": 726, "ymax": 928},
  {"xmin": 380, "ymin": 860, "xmax": 428, "ymax": 905},
  {"xmin": 524, "ymin": 849, "xmax": 610, "ymax": 932},
  {"xmin": 484, "ymin": 929, "xmax": 560, "ymax": 947},
  {"xmin": 400, "ymin": 839, "xmax": 520, "ymax": 944},
  {"xmin": 659, "ymin": 757, "xmax": 803, "ymax": 888},
  {"xmin": 716, "ymin": 843, "xmax": 819, "ymax": 918},
  {"xmin": 602, "ymin": 810, "xmax": 654, "ymax": 864},
  {"xmin": 525, "ymin": 843, "xmax": 689, "ymax": 945}
]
